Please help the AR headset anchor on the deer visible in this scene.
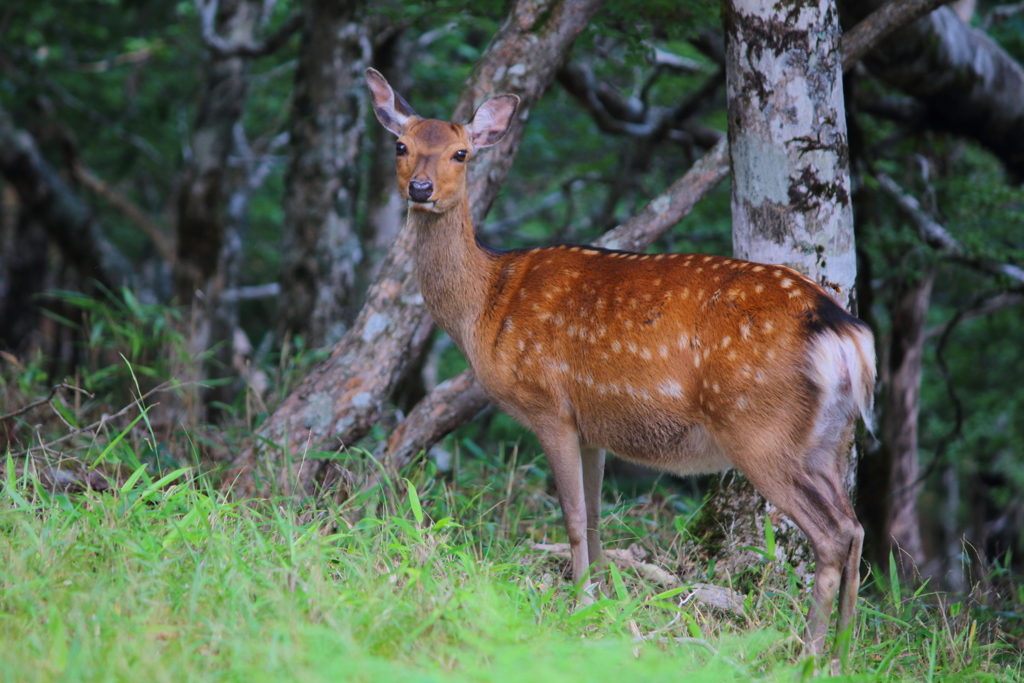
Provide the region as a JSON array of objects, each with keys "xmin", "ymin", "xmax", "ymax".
[{"xmin": 364, "ymin": 67, "xmax": 876, "ymax": 657}]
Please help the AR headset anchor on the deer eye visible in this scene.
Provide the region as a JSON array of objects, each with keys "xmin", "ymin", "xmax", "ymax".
[
  {"xmin": 396, "ymin": 142, "xmax": 408, "ymax": 156},
  {"xmin": 453, "ymin": 150, "xmax": 467, "ymax": 162}
]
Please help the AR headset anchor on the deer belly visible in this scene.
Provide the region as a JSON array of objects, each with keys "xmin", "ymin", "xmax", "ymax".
[{"xmin": 575, "ymin": 408, "xmax": 732, "ymax": 476}]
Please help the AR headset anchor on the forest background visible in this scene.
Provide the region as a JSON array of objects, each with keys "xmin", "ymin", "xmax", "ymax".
[{"xmin": 1, "ymin": 0, "xmax": 1024, "ymax": 678}]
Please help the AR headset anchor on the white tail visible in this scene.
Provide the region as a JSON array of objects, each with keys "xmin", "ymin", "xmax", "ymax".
[{"xmin": 366, "ymin": 68, "xmax": 877, "ymax": 656}]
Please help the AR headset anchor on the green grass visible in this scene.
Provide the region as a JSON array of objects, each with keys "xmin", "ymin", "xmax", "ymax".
[{"xmin": 1, "ymin": 450, "xmax": 1021, "ymax": 682}]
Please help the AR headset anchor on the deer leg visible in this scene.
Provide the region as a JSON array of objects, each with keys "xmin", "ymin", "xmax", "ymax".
[
  {"xmin": 581, "ymin": 446, "xmax": 605, "ymax": 567},
  {"xmin": 732, "ymin": 449, "xmax": 859, "ymax": 655},
  {"xmin": 835, "ymin": 518, "xmax": 864, "ymax": 644},
  {"xmin": 538, "ymin": 425, "xmax": 591, "ymax": 594}
]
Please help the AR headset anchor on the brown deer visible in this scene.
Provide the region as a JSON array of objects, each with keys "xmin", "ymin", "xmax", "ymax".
[{"xmin": 365, "ymin": 67, "xmax": 876, "ymax": 656}]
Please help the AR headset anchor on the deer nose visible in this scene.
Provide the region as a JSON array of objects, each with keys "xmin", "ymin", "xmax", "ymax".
[{"xmin": 408, "ymin": 180, "xmax": 433, "ymax": 203}]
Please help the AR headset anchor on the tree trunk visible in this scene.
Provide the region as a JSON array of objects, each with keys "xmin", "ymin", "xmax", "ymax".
[
  {"xmin": 0, "ymin": 105, "xmax": 131, "ymax": 291},
  {"xmin": 0, "ymin": 192, "xmax": 47, "ymax": 352},
  {"xmin": 276, "ymin": 0, "xmax": 370, "ymax": 348},
  {"xmin": 880, "ymin": 269, "xmax": 933, "ymax": 577},
  {"xmin": 701, "ymin": 0, "xmax": 856, "ymax": 580},
  {"xmin": 841, "ymin": 0, "xmax": 1024, "ymax": 177},
  {"xmin": 168, "ymin": 0, "xmax": 267, "ymax": 428},
  {"xmin": 226, "ymin": 0, "xmax": 605, "ymax": 499}
]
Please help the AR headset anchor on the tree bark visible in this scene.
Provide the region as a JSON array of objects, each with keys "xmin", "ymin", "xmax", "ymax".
[
  {"xmin": 226, "ymin": 0, "xmax": 605, "ymax": 498},
  {"xmin": 276, "ymin": 0, "xmax": 370, "ymax": 348},
  {"xmin": 842, "ymin": 0, "xmax": 1024, "ymax": 177},
  {"xmin": 702, "ymin": 0, "xmax": 856, "ymax": 580},
  {"xmin": 174, "ymin": 0, "xmax": 264, "ymax": 305},
  {"xmin": 881, "ymin": 269, "xmax": 934, "ymax": 577}
]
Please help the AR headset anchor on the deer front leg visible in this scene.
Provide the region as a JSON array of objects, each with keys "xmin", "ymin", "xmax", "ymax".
[
  {"xmin": 581, "ymin": 446, "xmax": 605, "ymax": 567},
  {"xmin": 538, "ymin": 424, "xmax": 591, "ymax": 595}
]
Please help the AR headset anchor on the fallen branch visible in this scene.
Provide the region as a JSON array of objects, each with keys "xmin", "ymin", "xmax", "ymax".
[
  {"xmin": 0, "ymin": 383, "xmax": 94, "ymax": 422},
  {"xmin": 8, "ymin": 381, "xmax": 183, "ymax": 458},
  {"xmin": 531, "ymin": 542, "xmax": 746, "ymax": 614}
]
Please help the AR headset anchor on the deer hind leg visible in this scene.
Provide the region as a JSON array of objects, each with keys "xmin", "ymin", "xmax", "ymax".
[
  {"xmin": 536, "ymin": 423, "xmax": 592, "ymax": 594},
  {"xmin": 731, "ymin": 444, "xmax": 861, "ymax": 656}
]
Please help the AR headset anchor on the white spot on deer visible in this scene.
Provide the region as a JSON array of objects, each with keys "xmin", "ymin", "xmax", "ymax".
[
  {"xmin": 362, "ymin": 313, "xmax": 389, "ymax": 342},
  {"xmin": 694, "ymin": 355, "xmax": 702, "ymax": 368},
  {"xmin": 789, "ymin": 290, "xmax": 802, "ymax": 298},
  {"xmin": 703, "ymin": 256, "xmax": 713, "ymax": 263},
  {"xmin": 538, "ymin": 311, "xmax": 551, "ymax": 322},
  {"xmin": 596, "ymin": 298, "xmax": 605, "ymax": 309},
  {"xmin": 559, "ymin": 362, "xmax": 569, "ymax": 373},
  {"xmin": 702, "ymin": 379, "xmax": 709, "ymax": 389},
  {"xmin": 740, "ymin": 322, "xmax": 751, "ymax": 339},
  {"xmin": 640, "ymin": 348, "xmax": 652, "ymax": 360},
  {"xmin": 727, "ymin": 349, "xmax": 738, "ymax": 361},
  {"xmin": 712, "ymin": 263, "xmax": 720, "ymax": 270},
  {"xmin": 655, "ymin": 254, "xmax": 666, "ymax": 261},
  {"xmin": 681, "ymin": 288, "xmax": 689, "ymax": 299},
  {"xmin": 721, "ymin": 336, "xmax": 732, "ymax": 349},
  {"xmin": 755, "ymin": 371, "xmax": 766, "ymax": 383},
  {"xmin": 678, "ymin": 333, "xmax": 689, "ymax": 348},
  {"xmin": 763, "ymin": 320, "xmax": 774, "ymax": 333},
  {"xmin": 713, "ymin": 383, "xmax": 720, "ymax": 393},
  {"xmin": 554, "ymin": 315, "xmax": 564, "ymax": 326},
  {"xmin": 544, "ymin": 291, "xmax": 554, "ymax": 300},
  {"xmin": 659, "ymin": 345, "xmax": 669, "ymax": 358},
  {"xmin": 612, "ymin": 340, "xmax": 622, "ymax": 353},
  {"xmin": 659, "ymin": 381, "xmax": 683, "ymax": 398},
  {"xmin": 627, "ymin": 341, "xmax": 638, "ymax": 354},
  {"xmin": 624, "ymin": 320, "xmax": 633, "ymax": 329},
  {"xmin": 639, "ymin": 388, "xmax": 651, "ymax": 400},
  {"xmin": 569, "ymin": 246, "xmax": 580, "ymax": 252},
  {"xmin": 780, "ymin": 278, "xmax": 792, "ymax": 289},
  {"xmin": 774, "ymin": 270, "xmax": 782, "ymax": 277},
  {"xmin": 755, "ymin": 284, "xmax": 764, "ymax": 294},
  {"xmin": 753, "ymin": 265, "xmax": 764, "ymax": 272},
  {"xmin": 598, "ymin": 384, "xmax": 607, "ymax": 395},
  {"xmin": 627, "ymin": 254, "xmax": 639, "ymax": 260},
  {"xmin": 585, "ymin": 374, "xmax": 594, "ymax": 386},
  {"xmin": 518, "ymin": 339, "xmax": 525, "ymax": 351},
  {"xmin": 534, "ymin": 343, "xmax": 543, "ymax": 353},
  {"xmin": 737, "ymin": 396, "xmax": 747, "ymax": 410}
]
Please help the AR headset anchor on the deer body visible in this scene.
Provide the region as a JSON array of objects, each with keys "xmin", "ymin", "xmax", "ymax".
[{"xmin": 366, "ymin": 69, "xmax": 876, "ymax": 656}]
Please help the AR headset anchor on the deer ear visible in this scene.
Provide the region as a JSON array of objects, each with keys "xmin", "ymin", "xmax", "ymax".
[
  {"xmin": 465, "ymin": 95, "xmax": 519, "ymax": 149},
  {"xmin": 365, "ymin": 68, "xmax": 420, "ymax": 136}
]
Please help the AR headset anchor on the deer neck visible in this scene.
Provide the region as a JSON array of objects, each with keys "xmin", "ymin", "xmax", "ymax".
[{"xmin": 410, "ymin": 198, "xmax": 491, "ymax": 356}]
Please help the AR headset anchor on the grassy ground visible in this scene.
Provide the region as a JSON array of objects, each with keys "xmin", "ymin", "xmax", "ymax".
[{"xmin": 2, "ymin": 445, "xmax": 1022, "ymax": 683}]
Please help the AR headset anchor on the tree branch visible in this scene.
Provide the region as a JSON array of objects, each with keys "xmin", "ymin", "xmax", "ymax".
[
  {"xmin": 72, "ymin": 162, "xmax": 176, "ymax": 263},
  {"xmin": 844, "ymin": 0, "xmax": 1024, "ymax": 175},
  {"xmin": 840, "ymin": 0, "xmax": 954, "ymax": 70},
  {"xmin": 924, "ymin": 291, "xmax": 1024, "ymax": 339},
  {"xmin": 195, "ymin": 0, "xmax": 303, "ymax": 59},
  {"xmin": 875, "ymin": 171, "xmax": 1024, "ymax": 285}
]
